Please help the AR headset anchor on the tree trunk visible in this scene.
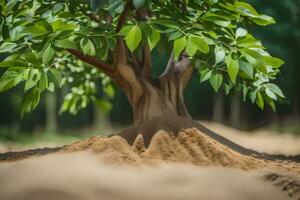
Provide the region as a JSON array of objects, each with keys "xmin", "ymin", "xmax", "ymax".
[
  {"xmin": 45, "ymin": 92, "xmax": 57, "ymax": 133},
  {"xmin": 212, "ymin": 91, "xmax": 224, "ymax": 123},
  {"xmin": 230, "ymin": 91, "xmax": 241, "ymax": 128},
  {"xmin": 93, "ymin": 104, "xmax": 112, "ymax": 132},
  {"xmin": 132, "ymin": 77, "xmax": 191, "ymax": 125},
  {"xmin": 118, "ymin": 58, "xmax": 196, "ymax": 146}
]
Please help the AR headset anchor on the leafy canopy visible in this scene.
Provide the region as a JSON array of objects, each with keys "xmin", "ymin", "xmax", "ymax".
[{"xmin": 0, "ymin": 0, "xmax": 285, "ymax": 116}]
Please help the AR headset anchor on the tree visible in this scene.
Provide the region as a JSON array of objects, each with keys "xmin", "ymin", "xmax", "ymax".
[{"xmin": 0, "ymin": 0, "xmax": 286, "ymax": 142}]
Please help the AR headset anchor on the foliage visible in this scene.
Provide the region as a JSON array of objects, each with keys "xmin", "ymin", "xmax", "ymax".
[{"xmin": 0, "ymin": 0, "xmax": 285, "ymax": 116}]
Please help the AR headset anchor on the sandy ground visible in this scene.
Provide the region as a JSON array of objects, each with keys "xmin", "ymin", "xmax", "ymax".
[
  {"xmin": 0, "ymin": 144, "xmax": 6, "ymax": 153},
  {"xmin": 202, "ymin": 121, "xmax": 300, "ymax": 155},
  {"xmin": 1, "ymin": 121, "xmax": 300, "ymax": 155},
  {"xmin": 1, "ymin": 123, "xmax": 300, "ymax": 199},
  {"xmin": 0, "ymin": 152, "xmax": 295, "ymax": 200}
]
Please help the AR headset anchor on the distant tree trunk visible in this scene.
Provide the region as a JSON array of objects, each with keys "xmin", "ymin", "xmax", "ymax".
[
  {"xmin": 45, "ymin": 92, "xmax": 57, "ymax": 132},
  {"xmin": 212, "ymin": 91, "xmax": 224, "ymax": 123},
  {"xmin": 230, "ymin": 92, "xmax": 240, "ymax": 128},
  {"xmin": 293, "ymin": 98, "xmax": 299, "ymax": 118},
  {"xmin": 93, "ymin": 105, "xmax": 111, "ymax": 132}
]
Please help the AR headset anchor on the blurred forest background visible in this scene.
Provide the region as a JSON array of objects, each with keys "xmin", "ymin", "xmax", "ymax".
[{"xmin": 0, "ymin": 0, "xmax": 299, "ymax": 147}]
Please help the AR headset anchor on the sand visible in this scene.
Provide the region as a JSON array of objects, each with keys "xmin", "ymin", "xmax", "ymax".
[
  {"xmin": 1, "ymin": 128, "xmax": 300, "ymax": 199},
  {"xmin": 0, "ymin": 152, "xmax": 295, "ymax": 200},
  {"xmin": 61, "ymin": 128, "xmax": 300, "ymax": 174},
  {"xmin": 202, "ymin": 121, "xmax": 300, "ymax": 155}
]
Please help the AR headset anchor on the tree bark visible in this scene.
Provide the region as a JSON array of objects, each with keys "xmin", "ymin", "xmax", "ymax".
[
  {"xmin": 131, "ymin": 76, "xmax": 191, "ymax": 124},
  {"xmin": 119, "ymin": 53, "xmax": 193, "ymax": 124}
]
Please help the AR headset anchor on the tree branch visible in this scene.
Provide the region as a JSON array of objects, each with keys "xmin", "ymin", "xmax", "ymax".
[
  {"xmin": 115, "ymin": 2, "xmax": 131, "ymax": 65},
  {"xmin": 113, "ymin": 3, "xmax": 144, "ymax": 104},
  {"xmin": 67, "ymin": 49, "xmax": 115, "ymax": 77},
  {"xmin": 130, "ymin": 51, "xmax": 141, "ymax": 70},
  {"xmin": 116, "ymin": 3, "xmax": 131, "ymax": 32},
  {"xmin": 159, "ymin": 52, "xmax": 193, "ymax": 89},
  {"xmin": 142, "ymin": 44, "xmax": 152, "ymax": 78},
  {"xmin": 160, "ymin": 51, "xmax": 175, "ymax": 77}
]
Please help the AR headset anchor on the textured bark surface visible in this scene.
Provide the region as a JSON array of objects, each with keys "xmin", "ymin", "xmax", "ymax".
[{"xmin": 132, "ymin": 73, "xmax": 191, "ymax": 125}]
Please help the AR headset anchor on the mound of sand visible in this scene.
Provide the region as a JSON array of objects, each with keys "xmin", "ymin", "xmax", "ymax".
[{"xmin": 62, "ymin": 128, "xmax": 300, "ymax": 173}]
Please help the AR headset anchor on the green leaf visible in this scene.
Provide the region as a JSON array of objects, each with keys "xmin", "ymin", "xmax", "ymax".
[
  {"xmin": 239, "ymin": 60, "xmax": 253, "ymax": 79},
  {"xmin": 264, "ymin": 56, "xmax": 285, "ymax": 68},
  {"xmin": 0, "ymin": 42, "xmax": 17, "ymax": 53},
  {"xmin": 226, "ymin": 53, "xmax": 239, "ymax": 84},
  {"xmin": 21, "ymin": 88, "xmax": 41, "ymax": 117},
  {"xmin": 103, "ymin": 84, "xmax": 115, "ymax": 98},
  {"xmin": 237, "ymin": 34, "xmax": 261, "ymax": 48},
  {"xmin": 235, "ymin": 2, "xmax": 258, "ymax": 15},
  {"xmin": 241, "ymin": 49, "xmax": 263, "ymax": 62},
  {"xmin": 235, "ymin": 28, "xmax": 247, "ymax": 38},
  {"xmin": 38, "ymin": 70, "xmax": 48, "ymax": 91},
  {"xmin": 234, "ymin": 2, "xmax": 275, "ymax": 26},
  {"xmin": 119, "ymin": 25, "xmax": 134, "ymax": 36},
  {"xmin": 265, "ymin": 88, "xmax": 277, "ymax": 100},
  {"xmin": 4, "ymin": 0, "xmax": 18, "ymax": 13},
  {"xmin": 54, "ymin": 38, "xmax": 77, "ymax": 49},
  {"xmin": 47, "ymin": 82, "xmax": 55, "ymax": 92},
  {"xmin": 52, "ymin": 20, "xmax": 78, "ymax": 32},
  {"xmin": 214, "ymin": 46, "xmax": 225, "ymax": 64},
  {"xmin": 186, "ymin": 36, "xmax": 198, "ymax": 57},
  {"xmin": 95, "ymin": 99, "xmax": 112, "ymax": 115},
  {"xmin": 0, "ymin": 69, "xmax": 23, "ymax": 92},
  {"xmin": 209, "ymin": 72, "xmax": 223, "ymax": 92},
  {"xmin": 242, "ymin": 86, "xmax": 248, "ymax": 101},
  {"xmin": 132, "ymin": 0, "xmax": 145, "ymax": 9},
  {"xmin": 53, "ymin": 3, "xmax": 65, "ymax": 15},
  {"xmin": 42, "ymin": 44, "xmax": 55, "ymax": 64},
  {"xmin": 148, "ymin": 28, "xmax": 160, "ymax": 50},
  {"xmin": 152, "ymin": 19, "xmax": 180, "ymax": 29},
  {"xmin": 187, "ymin": 35, "xmax": 209, "ymax": 56},
  {"xmin": 256, "ymin": 91, "xmax": 264, "ymax": 110},
  {"xmin": 201, "ymin": 14, "xmax": 230, "ymax": 27},
  {"xmin": 24, "ymin": 69, "xmax": 41, "ymax": 91},
  {"xmin": 265, "ymin": 97, "xmax": 276, "ymax": 112},
  {"xmin": 173, "ymin": 36, "xmax": 186, "ymax": 60},
  {"xmin": 49, "ymin": 68, "xmax": 62, "ymax": 88},
  {"xmin": 241, "ymin": 49, "xmax": 265, "ymax": 73},
  {"xmin": 252, "ymin": 15, "xmax": 275, "ymax": 26},
  {"xmin": 23, "ymin": 23, "xmax": 49, "ymax": 36},
  {"xmin": 80, "ymin": 38, "xmax": 96, "ymax": 56},
  {"xmin": 224, "ymin": 84, "xmax": 231, "ymax": 95},
  {"xmin": 249, "ymin": 90, "xmax": 257, "ymax": 103},
  {"xmin": 125, "ymin": 25, "xmax": 142, "ymax": 52},
  {"xmin": 200, "ymin": 68, "xmax": 212, "ymax": 82},
  {"xmin": 59, "ymin": 93, "xmax": 72, "ymax": 114},
  {"xmin": 168, "ymin": 31, "xmax": 183, "ymax": 41},
  {"xmin": 0, "ymin": 60, "xmax": 27, "ymax": 68},
  {"xmin": 266, "ymin": 83, "xmax": 285, "ymax": 98}
]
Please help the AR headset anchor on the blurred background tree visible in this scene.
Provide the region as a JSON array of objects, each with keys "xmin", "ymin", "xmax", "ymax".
[{"xmin": 0, "ymin": 0, "xmax": 299, "ymax": 139}]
